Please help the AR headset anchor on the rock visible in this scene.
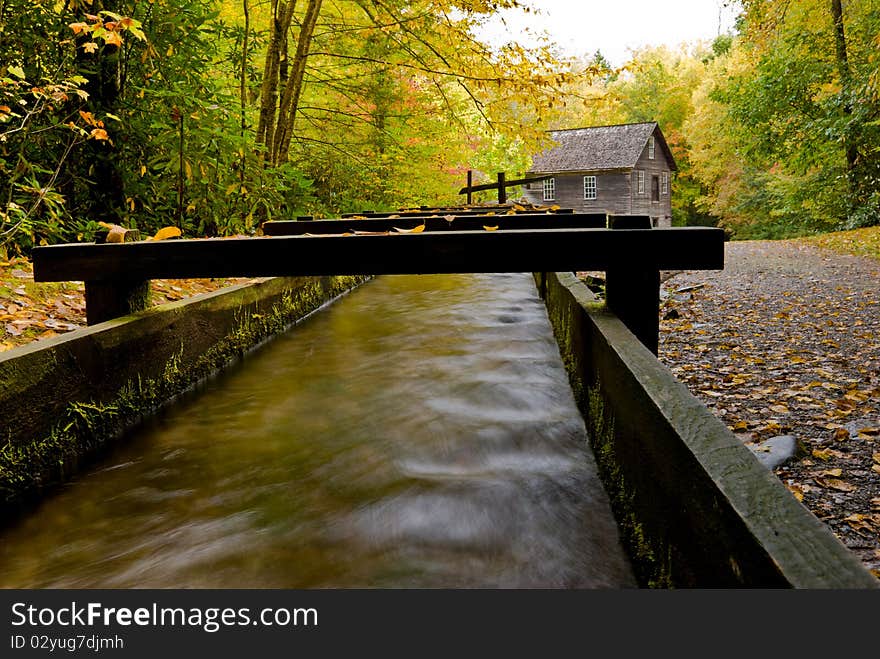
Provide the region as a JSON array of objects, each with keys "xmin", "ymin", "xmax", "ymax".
[{"xmin": 749, "ymin": 435, "xmax": 800, "ymax": 470}]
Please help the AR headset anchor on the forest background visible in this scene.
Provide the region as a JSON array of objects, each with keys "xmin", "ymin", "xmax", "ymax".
[{"xmin": 1, "ymin": 0, "xmax": 879, "ymax": 256}]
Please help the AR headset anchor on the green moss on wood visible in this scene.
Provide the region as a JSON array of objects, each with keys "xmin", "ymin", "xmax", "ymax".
[
  {"xmin": 586, "ymin": 384, "xmax": 671, "ymax": 588},
  {"xmin": 0, "ymin": 275, "xmax": 368, "ymax": 515}
]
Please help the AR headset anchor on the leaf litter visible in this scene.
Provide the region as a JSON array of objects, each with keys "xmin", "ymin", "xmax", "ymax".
[{"xmin": 659, "ymin": 240, "xmax": 880, "ymax": 580}]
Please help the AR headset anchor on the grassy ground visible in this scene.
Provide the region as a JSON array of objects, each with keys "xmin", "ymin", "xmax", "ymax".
[{"xmin": 794, "ymin": 226, "xmax": 880, "ymax": 261}]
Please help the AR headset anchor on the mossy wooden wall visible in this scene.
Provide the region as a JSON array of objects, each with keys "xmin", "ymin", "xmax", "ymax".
[
  {"xmin": 0, "ymin": 276, "xmax": 368, "ymax": 518},
  {"xmin": 536, "ymin": 271, "xmax": 877, "ymax": 588}
]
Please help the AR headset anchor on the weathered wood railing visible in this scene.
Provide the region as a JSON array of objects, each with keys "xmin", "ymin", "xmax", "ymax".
[
  {"xmin": 32, "ymin": 222, "xmax": 725, "ymax": 353},
  {"xmin": 458, "ymin": 171, "xmax": 551, "ymax": 204}
]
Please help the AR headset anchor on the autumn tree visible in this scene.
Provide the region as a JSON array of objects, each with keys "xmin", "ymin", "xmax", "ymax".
[{"xmin": 715, "ymin": 0, "xmax": 880, "ymax": 233}]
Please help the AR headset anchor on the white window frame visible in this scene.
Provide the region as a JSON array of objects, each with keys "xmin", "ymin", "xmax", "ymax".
[
  {"xmin": 648, "ymin": 136, "xmax": 655, "ymax": 159},
  {"xmin": 661, "ymin": 171, "xmax": 669, "ymax": 195},
  {"xmin": 583, "ymin": 175, "xmax": 597, "ymax": 200},
  {"xmin": 637, "ymin": 170, "xmax": 645, "ymax": 195},
  {"xmin": 542, "ymin": 177, "xmax": 555, "ymax": 201}
]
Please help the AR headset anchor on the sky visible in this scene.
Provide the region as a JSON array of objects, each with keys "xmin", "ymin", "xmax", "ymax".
[{"xmin": 475, "ymin": 0, "xmax": 741, "ymax": 66}]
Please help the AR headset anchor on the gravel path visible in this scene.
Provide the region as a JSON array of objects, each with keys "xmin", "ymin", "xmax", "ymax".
[{"xmin": 660, "ymin": 241, "xmax": 880, "ymax": 580}]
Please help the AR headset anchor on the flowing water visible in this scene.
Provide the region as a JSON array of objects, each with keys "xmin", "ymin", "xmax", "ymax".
[{"xmin": 0, "ymin": 274, "xmax": 635, "ymax": 588}]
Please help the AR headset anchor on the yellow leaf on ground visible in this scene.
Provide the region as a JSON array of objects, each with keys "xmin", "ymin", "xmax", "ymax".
[
  {"xmin": 832, "ymin": 427, "xmax": 850, "ymax": 442},
  {"xmin": 815, "ymin": 477, "xmax": 857, "ymax": 492},
  {"xmin": 152, "ymin": 226, "xmax": 182, "ymax": 241},
  {"xmin": 812, "ymin": 448, "xmax": 834, "ymax": 461},
  {"xmin": 859, "ymin": 427, "xmax": 880, "ymax": 436},
  {"xmin": 483, "ymin": 226, "xmax": 499, "ymax": 231}
]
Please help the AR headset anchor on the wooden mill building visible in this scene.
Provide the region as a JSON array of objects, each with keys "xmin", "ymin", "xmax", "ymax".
[{"xmin": 522, "ymin": 122, "xmax": 676, "ymax": 227}]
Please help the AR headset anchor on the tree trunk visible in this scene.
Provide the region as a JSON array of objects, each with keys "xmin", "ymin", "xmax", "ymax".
[
  {"xmin": 240, "ymin": 0, "xmax": 250, "ymax": 187},
  {"xmin": 830, "ymin": 0, "xmax": 859, "ymax": 184},
  {"xmin": 272, "ymin": 0, "xmax": 323, "ymax": 165},
  {"xmin": 255, "ymin": 1, "xmax": 297, "ymax": 154}
]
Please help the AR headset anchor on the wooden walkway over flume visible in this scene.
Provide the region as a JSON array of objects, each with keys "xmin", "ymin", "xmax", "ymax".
[{"xmin": 33, "ymin": 211, "xmax": 723, "ymax": 355}]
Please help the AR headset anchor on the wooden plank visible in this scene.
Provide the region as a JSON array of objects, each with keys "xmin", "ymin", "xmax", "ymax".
[
  {"xmin": 338, "ymin": 207, "xmax": 574, "ymax": 218},
  {"xmin": 264, "ymin": 212, "xmax": 606, "ymax": 235},
  {"xmin": 33, "ymin": 228, "xmax": 725, "ymax": 282}
]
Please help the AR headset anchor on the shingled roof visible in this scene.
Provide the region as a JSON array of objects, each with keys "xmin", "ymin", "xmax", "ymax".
[{"xmin": 530, "ymin": 122, "xmax": 677, "ymax": 173}]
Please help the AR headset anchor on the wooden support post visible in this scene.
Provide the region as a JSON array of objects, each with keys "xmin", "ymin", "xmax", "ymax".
[
  {"xmin": 466, "ymin": 170, "xmax": 473, "ymax": 205},
  {"xmin": 84, "ymin": 279, "xmax": 151, "ymax": 325},
  {"xmin": 497, "ymin": 172, "xmax": 507, "ymax": 204},
  {"xmin": 605, "ymin": 216, "xmax": 659, "ymax": 354}
]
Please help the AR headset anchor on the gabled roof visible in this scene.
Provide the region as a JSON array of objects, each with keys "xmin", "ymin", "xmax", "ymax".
[{"xmin": 530, "ymin": 122, "xmax": 677, "ymax": 173}]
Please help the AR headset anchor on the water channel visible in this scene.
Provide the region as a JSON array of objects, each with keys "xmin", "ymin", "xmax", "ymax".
[{"xmin": 0, "ymin": 274, "xmax": 635, "ymax": 588}]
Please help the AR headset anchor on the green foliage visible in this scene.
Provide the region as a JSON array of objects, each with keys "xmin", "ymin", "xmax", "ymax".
[{"xmin": 689, "ymin": 0, "xmax": 880, "ymax": 237}]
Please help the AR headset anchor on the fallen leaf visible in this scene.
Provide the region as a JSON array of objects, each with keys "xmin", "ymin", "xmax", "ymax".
[
  {"xmin": 393, "ymin": 224, "xmax": 425, "ymax": 234},
  {"xmin": 821, "ymin": 468, "xmax": 843, "ymax": 478},
  {"xmin": 843, "ymin": 514, "xmax": 875, "ymax": 534},
  {"xmin": 832, "ymin": 427, "xmax": 850, "ymax": 442},
  {"xmin": 814, "ymin": 477, "xmax": 857, "ymax": 492},
  {"xmin": 483, "ymin": 225, "xmax": 499, "ymax": 231},
  {"xmin": 859, "ymin": 427, "xmax": 880, "ymax": 436},
  {"xmin": 152, "ymin": 226, "xmax": 182, "ymax": 241},
  {"xmin": 4, "ymin": 324, "xmax": 21, "ymax": 336}
]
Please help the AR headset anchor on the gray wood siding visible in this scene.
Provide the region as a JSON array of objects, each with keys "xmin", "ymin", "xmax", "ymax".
[
  {"xmin": 522, "ymin": 172, "xmax": 632, "ymax": 215},
  {"xmin": 630, "ymin": 132, "xmax": 673, "ymax": 224}
]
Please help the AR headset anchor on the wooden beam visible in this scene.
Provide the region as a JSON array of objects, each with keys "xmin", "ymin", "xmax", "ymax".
[
  {"xmin": 33, "ymin": 228, "xmax": 725, "ymax": 283},
  {"xmin": 264, "ymin": 213, "xmax": 606, "ymax": 235},
  {"xmin": 84, "ymin": 279, "xmax": 151, "ymax": 325},
  {"xmin": 338, "ymin": 207, "xmax": 574, "ymax": 218}
]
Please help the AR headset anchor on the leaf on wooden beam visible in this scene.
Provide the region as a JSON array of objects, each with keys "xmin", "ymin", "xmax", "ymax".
[
  {"xmin": 151, "ymin": 226, "xmax": 182, "ymax": 241},
  {"xmin": 483, "ymin": 225, "xmax": 499, "ymax": 231},
  {"xmin": 351, "ymin": 230, "xmax": 390, "ymax": 236},
  {"xmin": 393, "ymin": 224, "xmax": 425, "ymax": 234}
]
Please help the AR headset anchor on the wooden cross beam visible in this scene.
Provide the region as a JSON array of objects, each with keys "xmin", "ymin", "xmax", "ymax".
[
  {"xmin": 338, "ymin": 207, "xmax": 574, "ymax": 219},
  {"xmin": 263, "ymin": 212, "xmax": 606, "ymax": 236},
  {"xmin": 458, "ymin": 171, "xmax": 551, "ymax": 204},
  {"xmin": 32, "ymin": 227, "xmax": 725, "ymax": 353}
]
